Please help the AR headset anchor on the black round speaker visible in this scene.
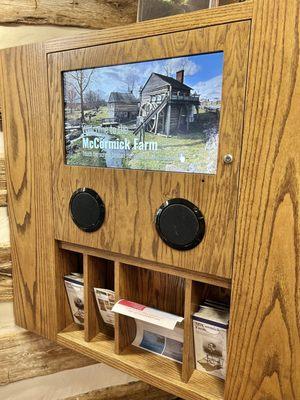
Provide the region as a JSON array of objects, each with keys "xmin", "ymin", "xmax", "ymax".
[
  {"xmin": 69, "ymin": 188, "xmax": 105, "ymax": 232},
  {"xmin": 155, "ymin": 198, "xmax": 205, "ymax": 250}
]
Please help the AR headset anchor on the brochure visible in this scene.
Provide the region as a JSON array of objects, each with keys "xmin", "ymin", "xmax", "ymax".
[
  {"xmin": 112, "ymin": 299, "xmax": 184, "ymax": 363},
  {"xmin": 193, "ymin": 303, "xmax": 229, "ymax": 380},
  {"xmin": 112, "ymin": 299, "xmax": 183, "ymax": 330},
  {"xmin": 64, "ymin": 274, "xmax": 84, "ymax": 326},
  {"xmin": 132, "ymin": 320, "xmax": 184, "ymax": 363},
  {"xmin": 94, "ymin": 288, "xmax": 115, "ymax": 326}
]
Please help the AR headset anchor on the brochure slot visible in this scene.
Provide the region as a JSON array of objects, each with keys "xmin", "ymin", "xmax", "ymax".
[
  {"xmin": 114, "ymin": 262, "xmax": 185, "ymax": 364},
  {"xmin": 84, "ymin": 255, "xmax": 115, "ymax": 341},
  {"xmin": 58, "ymin": 248, "xmax": 84, "ymax": 332},
  {"xmin": 183, "ymin": 280, "xmax": 231, "ymax": 383},
  {"xmin": 116, "ymin": 263, "xmax": 185, "ymax": 315},
  {"xmin": 115, "ymin": 261, "xmax": 137, "ymax": 354}
]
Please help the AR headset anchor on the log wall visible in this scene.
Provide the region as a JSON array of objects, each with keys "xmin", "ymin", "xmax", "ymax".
[{"xmin": 0, "ymin": 0, "xmax": 138, "ymax": 29}]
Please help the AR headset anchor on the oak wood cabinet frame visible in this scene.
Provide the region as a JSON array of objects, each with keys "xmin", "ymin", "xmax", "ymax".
[{"xmin": 0, "ymin": 1, "xmax": 299, "ymax": 399}]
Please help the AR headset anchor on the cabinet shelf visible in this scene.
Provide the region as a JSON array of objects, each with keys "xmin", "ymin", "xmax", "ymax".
[{"xmin": 58, "ymin": 324, "xmax": 224, "ymax": 400}]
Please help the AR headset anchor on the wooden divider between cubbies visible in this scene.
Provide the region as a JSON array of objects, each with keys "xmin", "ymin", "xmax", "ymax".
[
  {"xmin": 114, "ymin": 261, "xmax": 137, "ymax": 354},
  {"xmin": 182, "ymin": 279, "xmax": 204, "ymax": 383},
  {"xmin": 83, "ymin": 254, "xmax": 114, "ymax": 342}
]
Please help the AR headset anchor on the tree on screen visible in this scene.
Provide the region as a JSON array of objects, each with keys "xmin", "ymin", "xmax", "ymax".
[{"xmin": 67, "ymin": 69, "xmax": 94, "ymax": 123}]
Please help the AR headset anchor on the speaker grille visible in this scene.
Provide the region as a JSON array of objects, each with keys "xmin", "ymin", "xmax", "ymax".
[
  {"xmin": 155, "ymin": 198, "xmax": 205, "ymax": 250},
  {"xmin": 69, "ymin": 188, "xmax": 105, "ymax": 232}
]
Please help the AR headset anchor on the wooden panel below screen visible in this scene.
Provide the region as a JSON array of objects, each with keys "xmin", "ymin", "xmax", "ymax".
[{"xmin": 49, "ymin": 21, "xmax": 250, "ymax": 279}]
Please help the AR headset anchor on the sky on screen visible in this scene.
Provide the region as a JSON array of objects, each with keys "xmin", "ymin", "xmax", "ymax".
[{"xmin": 65, "ymin": 52, "xmax": 224, "ymax": 101}]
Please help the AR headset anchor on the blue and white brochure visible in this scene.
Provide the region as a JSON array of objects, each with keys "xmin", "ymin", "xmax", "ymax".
[{"xmin": 193, "ymin": 304, "xmax": 229, "ymax": 380}]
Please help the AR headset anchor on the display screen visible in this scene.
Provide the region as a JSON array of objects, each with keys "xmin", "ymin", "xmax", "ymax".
[{"xmin": 63, "ymin": 52, "xmax": 224, "ymax": 174}]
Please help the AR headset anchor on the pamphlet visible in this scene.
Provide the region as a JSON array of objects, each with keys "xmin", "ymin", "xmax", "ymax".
[
  {"xmin": 112, "ymin": 299, "xmax": 184, "ymax": 363},
  {"xmin": 112, "ymin": 299, "xmax": 183, "ymax": 330},
  {"xmin": 193, "ymin": 303, "xmax": 229, "ymax": 380},
  {"xmin": 64, "ymin": 274, "xmax": 84, "ymax": 326},
  {"xmin": 94, "ymin": 288, "xmax": 115, "ymax": 326},
  {"xmin": 132, "ymin": 320, "xmax": 184, "ymax": 363}
]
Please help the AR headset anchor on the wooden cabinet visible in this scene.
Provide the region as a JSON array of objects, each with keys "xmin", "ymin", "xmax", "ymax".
[{"xmin": 0, "ymin": 1, "xmax": 299, "ymax": 400}]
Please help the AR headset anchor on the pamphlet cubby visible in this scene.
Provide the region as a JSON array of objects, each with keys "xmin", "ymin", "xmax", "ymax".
[
  {"xmin": 57, "ymin": 242, "xmax": 230, "ymax": 400},
  {"xmin": 57, "ymin": 248, "xmax": 83, "ymax": 333},
  {"xmin": 84, "ymin": 255, "xmax": 115, "ymax": 341},
  {"xmin": 183, "ymin": 280, "xmax": 230, "ymax": 383},
  {"xmin": 116, "ymin": 263, "xmax": 185, "ymax": 316},
  {"xmin": 114, "ymin": 262, "xmax": 185, "ymax": 378}
]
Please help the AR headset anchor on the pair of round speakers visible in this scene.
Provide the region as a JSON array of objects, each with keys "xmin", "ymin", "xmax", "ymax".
[{"xmin": 70, "ymin": 188, "xmax": 205, "ymax": 250}]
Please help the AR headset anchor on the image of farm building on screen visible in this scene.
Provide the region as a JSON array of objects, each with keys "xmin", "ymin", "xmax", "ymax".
[{"xmin": 63, "ymin": 52, "xmax": 223, "ymax": 174}]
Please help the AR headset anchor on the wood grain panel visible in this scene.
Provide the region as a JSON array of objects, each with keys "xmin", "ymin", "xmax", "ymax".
[
  {"xmin": 0, "ymin": 0, "xmax": 137, "ymax": 29},
  {"xmin": 45, "ymin": 2, "xmax": 253, "ymax": 53},
  {"xmin": 0, "ymin": 44, "xmax": 57, "ymax": 340},
  {"xmin": 49, "ymin": 22, "xmax": 250, "ymax": 279},
  {"xmin": 114, "ymin": 262, "xmax": 137, "ymax": 354},
  {"xmin": 182, "ymin": 279, "xmax": 201, "ymax": 384},
  {"xmin": 59, "ymin": 241, "xmax": 231, "ymax": 288},
  {"xmin": 225, "ymin": 0, "xmax": 300, "ymax": 398}
]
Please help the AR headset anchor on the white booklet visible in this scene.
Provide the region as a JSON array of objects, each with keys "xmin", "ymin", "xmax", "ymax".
[
  {"xmin": 64, "ymin": 274, "xmax": 84, "ymax": 326},
  {"xmin": 112, "ymin": 299, "xmax": 183, "ymax": 330}
]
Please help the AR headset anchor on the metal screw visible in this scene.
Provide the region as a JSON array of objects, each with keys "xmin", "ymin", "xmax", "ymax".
[{"xmin": 223, "ymin": 154, "xmax": 233, "ymax": 164}]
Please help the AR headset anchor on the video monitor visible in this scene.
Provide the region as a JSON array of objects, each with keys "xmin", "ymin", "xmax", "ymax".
[{"xmin": 63, "ymin": 52, "xmax": 224, "ymax": 174}]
